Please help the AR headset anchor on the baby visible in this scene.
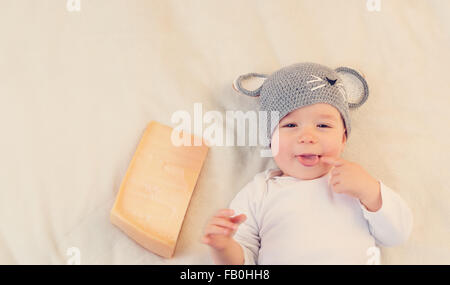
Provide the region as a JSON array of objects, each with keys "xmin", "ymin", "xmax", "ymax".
[{"xmin": 202, "ymin": 62, "xmax": 413, "ymax": 265}]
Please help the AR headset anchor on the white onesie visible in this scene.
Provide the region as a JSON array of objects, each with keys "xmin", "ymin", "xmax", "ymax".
[{"xmin": 228, "ymin": 168, "xmax": 413, "ymax": 265}]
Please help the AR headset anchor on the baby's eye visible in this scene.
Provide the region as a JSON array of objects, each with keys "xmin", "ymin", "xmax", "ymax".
[
  {"xmin": 317, "ymin": 124, "xmax": 330, "ymax": 128},
  {"xmin": 283, "ymin": 123, "xmax": 297, "ymax": 128}
]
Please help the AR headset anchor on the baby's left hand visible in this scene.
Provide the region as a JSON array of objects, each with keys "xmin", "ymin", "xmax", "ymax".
[{"xmin": 321, "ymin": 156, "xmax": 382, "ymax": 212}]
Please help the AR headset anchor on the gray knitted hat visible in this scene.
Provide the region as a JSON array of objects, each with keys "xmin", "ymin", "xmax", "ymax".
[{"xmin": 233, "ymin": 62, "xmax": 369, "ymax": 147}]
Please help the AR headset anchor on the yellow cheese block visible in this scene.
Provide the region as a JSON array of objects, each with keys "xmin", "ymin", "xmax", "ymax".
[{"xmin": 110, "ymin": 121, "xmax": 209, "ymax": 258}]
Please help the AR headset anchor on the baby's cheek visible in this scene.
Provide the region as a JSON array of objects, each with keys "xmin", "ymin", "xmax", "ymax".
[
  {"xmin": 321, "ymin": 141, "xmax": 344, "ymax": 158},
  {"xmin": 271, "ymin": 140, "xmax": 283, "ymax": 159},
  {"xmin": 274, "ymin": 143, "xmax": 289, "ymax": 158},
  {"xmin": 271, "ymin": 131, "xmax": 290, "ymax": 157}
]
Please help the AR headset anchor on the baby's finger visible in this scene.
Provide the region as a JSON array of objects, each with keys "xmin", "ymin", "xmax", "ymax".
[
  {"xmin": 331, "ymin": 168, "xmax": 340, "ymax": 176},
  {"xmin": 204, "ymin": 224, "xmax": 232, "ymax": 236},
  {"xmin": 321, "ymin": 156, "xmax": 344, "ymax": 167},
  {"xmin": 215, "ymin": 208, "xmax": 235, "ymax": 218},
  {"xmin": 210, "ymin": 217, "xmax": 238, "ymax": 231},
  {"xmin": 230, "ymin": 214, "xmax": 247, "ymax": 225}
]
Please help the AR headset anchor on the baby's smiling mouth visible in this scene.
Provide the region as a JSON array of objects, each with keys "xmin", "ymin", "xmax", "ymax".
[
  {"xmin": 295, "ymin": 153, "xmax": 322, "ymax": 158},
  {"xmin": 295, "ymin": 154, "xmax": 322, "ymax": 167}
]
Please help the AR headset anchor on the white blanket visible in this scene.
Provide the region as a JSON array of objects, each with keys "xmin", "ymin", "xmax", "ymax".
[{"xmin": 0, "ymin": 0, "xmax": 449, "ymax": 264}]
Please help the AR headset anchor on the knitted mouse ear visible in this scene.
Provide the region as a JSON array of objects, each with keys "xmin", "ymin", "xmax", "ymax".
[
  {"xmin": 232, "ymin": 72, "xmax": 268, "ymax": 97},
  {"xmin": 335, "ymin": 67, "xmax": 369, "ymax": 109}
]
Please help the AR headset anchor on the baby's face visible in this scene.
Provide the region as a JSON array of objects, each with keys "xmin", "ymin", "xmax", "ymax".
[{"xmin": 271, "ymin": 103, "xmax": 347, "ymax": 180}]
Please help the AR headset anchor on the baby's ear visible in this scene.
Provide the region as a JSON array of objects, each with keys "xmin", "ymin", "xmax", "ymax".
[
  {"xmin": 232, "ymin": 72, "xmax": 268, "ymax": 97},
  {"xmin": 335, "ymin": 67, "xmax": 369, "ymax": 109}
]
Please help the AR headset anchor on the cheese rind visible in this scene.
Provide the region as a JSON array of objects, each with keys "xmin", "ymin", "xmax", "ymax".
[{"xmin": 110, "ymin": 121, "xmax": 208, "ymax": 258}]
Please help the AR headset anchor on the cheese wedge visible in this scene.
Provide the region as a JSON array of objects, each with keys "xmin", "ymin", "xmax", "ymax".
[{"xmin": 110, "ymin": 121, "xmax": 209, "ymax": 258}]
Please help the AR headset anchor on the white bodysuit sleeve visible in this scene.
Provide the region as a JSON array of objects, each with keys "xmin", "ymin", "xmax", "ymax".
[
  {"xmin": 358, "ymin": 180, "xmax": 413, "ymax": 247},
  {"xmin": 228, "ymin": 176, "xmax": 264, "ymax": 265}
]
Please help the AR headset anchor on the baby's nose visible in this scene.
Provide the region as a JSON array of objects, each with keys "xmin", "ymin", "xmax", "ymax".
[
  {"xmin": 298, "ymin": 133, "xmax": 316, "ymax": 144},
  {"xmin": 299, "ymin": 138, "xmax": 315, "ymax": 144}
]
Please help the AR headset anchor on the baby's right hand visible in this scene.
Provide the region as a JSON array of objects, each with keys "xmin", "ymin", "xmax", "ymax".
[{"xmin": 202, "ymin": 209, "xmax": 247, "ymax": 251}]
